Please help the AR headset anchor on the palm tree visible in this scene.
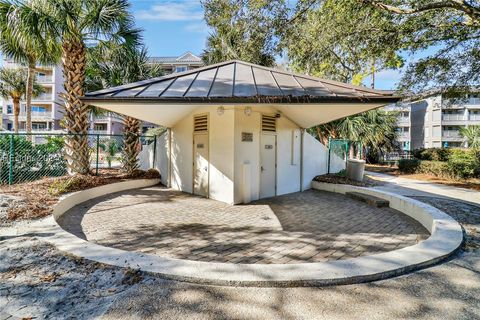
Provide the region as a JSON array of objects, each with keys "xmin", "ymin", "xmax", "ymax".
[
  {"xmin": 99, "ymin": 139, "xmax": 119, "ymax": 168},
  {"xmin": 311, "ymin": 109, "xmax": 399, "ymax": 159},
  {"xmin": 0, "ymin": 2, "xmax": 59, "ymax": 137},
  {"xmin": 8, "ymin": 0, "xmax": 141, "ymax": 174},
  {"xmin": 86, "ymin": 44, "xmax": 162, "ymax": 174},
  {"xmin": 0, "ymin": 68, "xmax": 43, "ymax": 133},
  {"xmin": 459, "ymin": 125, "xmax": 480, "ymax": 148}
]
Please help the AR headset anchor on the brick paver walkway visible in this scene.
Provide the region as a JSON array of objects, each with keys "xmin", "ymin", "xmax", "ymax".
[{"xmin": 58, "ymin": 187, "xmax": 429, "ymax": 264}]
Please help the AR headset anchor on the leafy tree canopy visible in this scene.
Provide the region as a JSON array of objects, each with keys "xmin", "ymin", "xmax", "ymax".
[
  {"xmin": 283, "ymin": 0, "xmax": 404, "ymax": 84},
  {"xmin": 284, "ymin": 0, "xmax": 480, "ymax": 94},
  {"xmin": 201, "ymin": 0, "xmax": 287, "ymax": 66}
]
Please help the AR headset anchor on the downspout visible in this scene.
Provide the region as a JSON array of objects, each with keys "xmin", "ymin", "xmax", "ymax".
[
  {"xmin": 168, "ymin": 128, "xmax": 172, "ymax": 188},
  {"xmin": 300, "ymin": 128, "xmax": 304, "ymax": 192}
]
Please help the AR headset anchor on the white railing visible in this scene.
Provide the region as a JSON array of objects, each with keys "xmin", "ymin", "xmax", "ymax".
[
  {"xmin": 469, "ymin": 114, "xmax": 480, "ymax": 121},
  {"xmin": 36, "ymin": 75, "xmax": 53, "ymax": 83},
  {"xmin": 442, "ymin": 130, "xmax": 462, "ymax": 138},
  {"xmin": 466, "ymin": 98, "xmax": 480, "ymax": 105},
  {"xmin": 14, "ymin": 111, "xmax": 52, "ymax": 119},
  {"xmin": 94, "ymin": 113, "xmax": 124, "ymax": 121},
  {"xmin": 396, "ymin": 132, "xmax": 410, "ymax": 139},
  {"xmin": 442, "ymin": 114, "xmax": 466, "ymax": 121},
  {"xmin": 32, "ymin": 93, "xmax": 52, "ymax": 101},
  {"xmin": 92, "ymin": 130, "xmax": 109, "ymax": 135},
  {"xmin": 397, "ymin": 117, "xmax": 410, "ymax": 124}
]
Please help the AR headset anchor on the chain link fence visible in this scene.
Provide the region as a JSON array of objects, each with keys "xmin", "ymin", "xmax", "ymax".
[{"xmin": 0, "ymin": 133, "xmax": 156, "ymax": 185}]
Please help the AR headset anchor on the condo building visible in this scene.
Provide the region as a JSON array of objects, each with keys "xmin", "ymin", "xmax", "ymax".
[{"xmin": 388, "ymin": 90, "xmax": 480, "ymax": 150}]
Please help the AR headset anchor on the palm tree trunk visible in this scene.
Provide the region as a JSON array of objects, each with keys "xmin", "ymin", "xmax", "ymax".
[
  {"xmin": 13, "ymin": 98, "xmax": 20, "ymax": 134},
  {"xmin": 61, "ymin": 40, "xmax": 90, "ymax": 174},
  {"xmin": 25, "ymin": 59, "xmax": 35, "ymax": 140},
  {"xmin": 122, "ymin": 116, "xmax": 141, "ymax": 174}
]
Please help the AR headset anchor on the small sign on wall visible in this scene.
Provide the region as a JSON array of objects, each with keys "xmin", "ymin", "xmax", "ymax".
[
  {"xmin": 242, "ymin": 132, "xmax": 253, "ymax": 142},
  {"xmin": 265, "ymin": 144, "xmax": 273, "ymax": 149},
  {"xmin": 197, "ymin": 143, "xmax": 204, "ymax": 148}
]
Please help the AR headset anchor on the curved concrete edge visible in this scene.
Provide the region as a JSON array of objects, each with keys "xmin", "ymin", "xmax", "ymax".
[
  {"xmin": 52, "ymin": 178, "xmax": 161, "ymax": 220},
  {"xmin": 27, "ymin": 180, "xmax": 463, "ymax": 288}
]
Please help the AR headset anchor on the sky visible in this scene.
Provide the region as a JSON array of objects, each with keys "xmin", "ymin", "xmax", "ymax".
[
  {"xmin": 0, "ymin": 0, "xmax": 413, "ymax": 91},
  {"xmin": 132, "ymin": 0, "xmax": 407, "ymax": 90}
]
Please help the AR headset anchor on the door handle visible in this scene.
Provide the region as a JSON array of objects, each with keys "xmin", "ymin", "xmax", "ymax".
[
  {"xmin": 261, "ymin": 166, "xmax": 265, "ymax": 172},
  {"xmin": 204, "ymin": 167, "xmax": 208, "ymax": 172}
]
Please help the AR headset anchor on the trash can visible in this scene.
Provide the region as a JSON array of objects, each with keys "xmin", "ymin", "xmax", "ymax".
[{"xmin": 346, "ymin": 159, "xmax": 365, "ymax": 182}]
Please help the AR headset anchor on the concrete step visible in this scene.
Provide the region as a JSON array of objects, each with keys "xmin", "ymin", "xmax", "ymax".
[{"xmin": 346, "ymin": 192, "xmax": 390, "ymax": 208}]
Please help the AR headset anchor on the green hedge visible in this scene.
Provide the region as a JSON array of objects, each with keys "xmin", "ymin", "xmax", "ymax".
[{"xmin": 399, "ymin": 148, "xmax": 480, "ymax": 179}]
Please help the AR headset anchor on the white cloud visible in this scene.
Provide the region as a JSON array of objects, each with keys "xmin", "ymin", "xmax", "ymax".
[
  {"xmin": 184, "ymin": 22, "xmax": 210, "ymax": 34},
  {"xmin": 136, "ymin": 1, "xmax": 203, "ymax": 21}
]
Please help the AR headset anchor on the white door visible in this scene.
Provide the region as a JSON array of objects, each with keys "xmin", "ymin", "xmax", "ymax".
[
  {"xmin": 193, "ymin": 133, "xmax": 209, "ymax": 197},
  {"xmin": 260, "ymin": 134, "xmax": 276, "ymax": 199}
]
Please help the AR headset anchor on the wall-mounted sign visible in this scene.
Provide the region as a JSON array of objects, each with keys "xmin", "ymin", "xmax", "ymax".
[
  {"xmin": 265, "ymin": 144, "xmax": 273, "ymax": 149},
  {"xmin": 242, "ymin": 132, "xmax": 253, "ymax": 142},
  {"xmin": 197, "ymin": 143, "xmax": 204, "ymax": 148}
]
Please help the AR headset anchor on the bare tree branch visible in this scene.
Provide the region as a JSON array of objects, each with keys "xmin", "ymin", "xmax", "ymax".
[{"xmin": 360, "ymin": 0, "xmax": 480, "ymax": 23}]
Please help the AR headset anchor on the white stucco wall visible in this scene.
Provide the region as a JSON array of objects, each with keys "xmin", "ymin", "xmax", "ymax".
[
  {"xmin": 209, "ymin": 109, "xmax": 235, "ymax": 204},
  {"xmin": 233, "ymin": 108, "xmax": 261, "ymax": 204},
  {"xmin": 161, "ymin": 105, "xmax": 346, "ymax": 204},
  {"xmin": 301, "ymin": 132, "xmax": 346, "ymax": 190},
  {"xmin": 276, "ymin": 116, "xmax": 301, "ymax": 196}
]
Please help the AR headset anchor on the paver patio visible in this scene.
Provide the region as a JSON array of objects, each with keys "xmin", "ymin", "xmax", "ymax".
[{"xmin": 58, "ymin": 186, "xmax": 428, "ymax": 264}]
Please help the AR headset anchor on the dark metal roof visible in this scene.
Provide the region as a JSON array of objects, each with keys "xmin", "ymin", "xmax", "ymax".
[{"xmin": 83, "ymin": 60, "xmax": 400, "ymax": 104}]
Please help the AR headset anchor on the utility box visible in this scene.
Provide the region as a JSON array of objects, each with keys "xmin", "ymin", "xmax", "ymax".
[{"xmin": 346, "ymin": 159, "xmax": 365, "ymax": 182}]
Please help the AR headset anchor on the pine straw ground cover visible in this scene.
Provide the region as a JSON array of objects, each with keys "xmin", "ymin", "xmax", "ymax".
[
  {"xmin": 313, "ymin": 173, "xmax": 380, "ymax": 187},
  {"xmin": 0, "ymin": 168, "xmax": 160, "ymax": 221}
]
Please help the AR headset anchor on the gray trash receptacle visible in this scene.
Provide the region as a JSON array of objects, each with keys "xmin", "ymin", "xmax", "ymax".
[{"xmin": 346, "ymin": 159, "xmax": 365, "ymax": 182}]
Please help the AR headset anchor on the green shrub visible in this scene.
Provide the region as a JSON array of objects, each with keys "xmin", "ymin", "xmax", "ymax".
[
  {"xmin": 413, "ymin": 148, "xmax": 451, "ymax": 161},
  {"xmin": 398, "ymin": 159, "xmax": 420, "ymax": 174},
  {"xmin": 417, "ymin": 161, "xmax": 450, "ymax": 178},
  {"xmin": 446, "ymin": 148, "xmax": 480, "ymax": 179}
]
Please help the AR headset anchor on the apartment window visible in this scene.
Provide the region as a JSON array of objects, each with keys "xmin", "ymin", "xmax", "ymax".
[
  {"xmin": 32, "ymin": 123, "xmax": 47, "ymax": 130},
  {"xmin": 7, "ymin": 123, "xmax": 12, "ymax": 130},
  {"xmin": 94, "ymin": 124, "xmax": 107, "ymax": 131},
  {"xmin": 404, "ymin": 127, "xmax": 409, "ymax": 133},
  {"xmin": 402, "ymin": 111, "xmax": 409, "ymax": 117},
  {"xmin": 6, "ymin": 105, "xmax": 13, "ymax": 114},
  {"xmin": 175, "ymin": 66, "xmax": 187, "ymax": 73},
  {"xmin": 32, "ymin": 106, "xmax": 47, "ymax": 113}
]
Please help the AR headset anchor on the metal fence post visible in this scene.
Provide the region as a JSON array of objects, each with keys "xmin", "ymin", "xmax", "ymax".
[
  {"xmin": 152, "ymin": 135, "xmax": 157, "ymax": 169},
  {"xmin": 96, "ymin": 134, "xmax": 100, "ymax": 175},
  {"xmin": 327, "ymin": 137, "xmax": 331, "ymax": 174},
  {"xmin": 8, "ymin": 134, "xmax": 14, "ymax": 185}
]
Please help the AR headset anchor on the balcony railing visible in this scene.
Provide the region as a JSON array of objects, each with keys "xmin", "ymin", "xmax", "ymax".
[
  {"xmin": 444, "ymin": 97, "xmax": 480, "ymax": 106},
  {"xmin": 442, "ymin": 130, "xmax": 462, "ymax": 138},
  {"xmin": 32, "ymin": 93, "xmax": 52, "ymax": 101},
  {"xmin": 469, "ymin": 114, "xmax": 480, "ymax": 121},
  {"xmin": 396, "ymin": 132, "xmax": 410, "ymax": 139},
  {"xmin": 92, "ymin": 130, "xmax": 109, "ymax": 135},
  {"xmin": 397, "ymin": 117, "xmax": 410, "ymax": 124},
  {"xmin": 442, "ymin": 114, "xmax": 466, "ymax": 121},
  {"xmin": 7, "ymin": 111, "xmax": 52, "ymax": 119},
  {"xmin": 36, "ymin": 75, "xmax": 53, "ymax": 83}
]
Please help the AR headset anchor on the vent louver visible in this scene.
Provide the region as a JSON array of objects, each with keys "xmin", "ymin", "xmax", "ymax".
[
  {"xmin": 194, "ymin": 114, "xmax": 208, "ymax": 132},
  {"xmin": 262, "ymin": 115, "xmax": 276, "ymax": 132}
]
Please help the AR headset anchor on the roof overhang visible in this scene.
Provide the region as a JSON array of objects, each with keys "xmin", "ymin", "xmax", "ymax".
[{"xmin": 82, "ymin": 100, "xmax": 395, "ymax": 128}]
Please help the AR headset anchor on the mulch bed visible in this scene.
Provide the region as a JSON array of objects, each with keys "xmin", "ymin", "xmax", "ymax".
[
  {"xmin": 313, "ymin": 173, "xmax": 380, "ymax": 187},
  {"xmin": 0, "ymin": 168, "xmax": 160, "ymax": 221}
]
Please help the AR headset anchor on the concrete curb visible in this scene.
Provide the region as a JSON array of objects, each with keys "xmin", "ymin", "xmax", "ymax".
[{"xmin": 23, "ymin": 180, "xmax": 463, "ymax": 287}]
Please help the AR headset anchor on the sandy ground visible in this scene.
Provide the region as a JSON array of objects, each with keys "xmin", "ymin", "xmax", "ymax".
[{"xmin": 0, "ymin": 178, "xmax": 479, "ymax": 319}]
